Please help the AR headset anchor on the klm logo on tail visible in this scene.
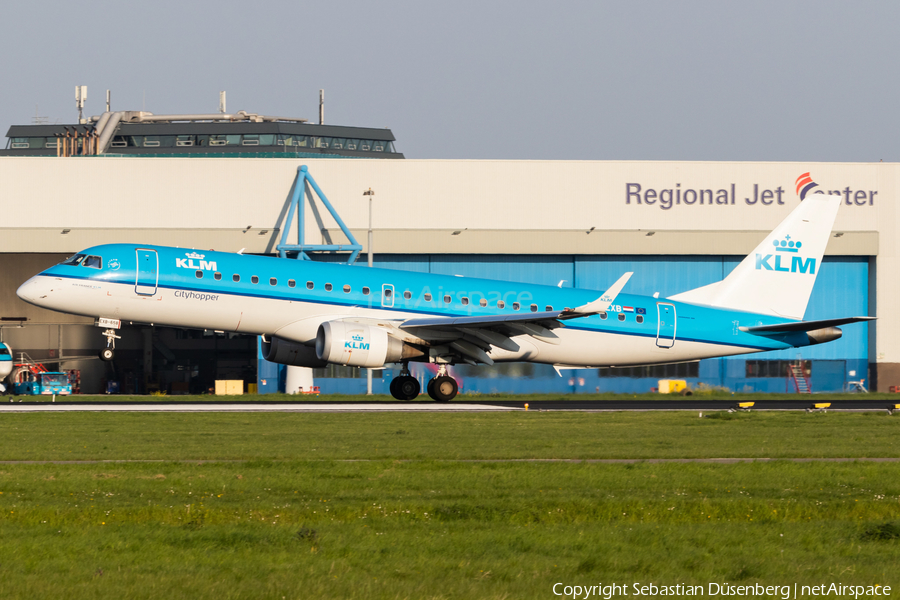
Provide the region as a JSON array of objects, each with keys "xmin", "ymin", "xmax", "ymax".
[{"xmin": 755, "ymin": 235, "xmax": 815, "ymax": 274}]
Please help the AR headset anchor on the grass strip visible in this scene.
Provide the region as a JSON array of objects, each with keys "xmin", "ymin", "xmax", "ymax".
[
  {"xmin": 0, "ymin": 460, "xmax": 898, "ymax": 599},
  {"xmin": 0, "ymin": 411, "xmax": 898, "ymax": 462}
]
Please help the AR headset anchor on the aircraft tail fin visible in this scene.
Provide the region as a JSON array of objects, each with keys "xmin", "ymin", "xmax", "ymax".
[{"xmin": 669, "ymin": 191, "xmax": 841, "ymax": 320}]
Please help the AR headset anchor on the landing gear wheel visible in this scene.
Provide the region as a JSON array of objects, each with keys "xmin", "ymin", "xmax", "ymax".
[
  {"xmin": 99, "ymin": 327, "xmax": 121, "ymax": 363},
  {"xmin": 428, "ymin": 376, "xmax": 458, "ymax": 402},
  {"xmin": 426, "ymin": 377, "xmax": 436, "ymax": 398},
  {"xmin": 390, "ymin": 375, "xmax": 420, "ymax": 400}
]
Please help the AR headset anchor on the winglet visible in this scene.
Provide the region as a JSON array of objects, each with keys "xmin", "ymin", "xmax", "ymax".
[{"xmin": 572, "ymin": 272, "xmax": 632, "ymax": 315}]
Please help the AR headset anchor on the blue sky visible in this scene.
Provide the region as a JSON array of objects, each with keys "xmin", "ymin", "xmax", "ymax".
[{"xmin": 2, "ymin": 1, "xmax": 897, "ymax": 161}]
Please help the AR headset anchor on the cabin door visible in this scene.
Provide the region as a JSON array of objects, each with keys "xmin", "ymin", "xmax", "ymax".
[
  {"xmin": 135, "ymin": 249, "xmax": 159, "ymax": 296},
  {"xmin": 656, "ymin": 303, "xmax": 676, "ymax": 348}
]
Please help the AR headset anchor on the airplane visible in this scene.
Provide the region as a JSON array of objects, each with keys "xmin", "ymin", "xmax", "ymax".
[
  {"xmin": 0, "ymin": 342, "xmax": 12, "ymax": 393},
  {"xmin": 16, "ymin": 191, "xmax": 873, "ymax": 401}
]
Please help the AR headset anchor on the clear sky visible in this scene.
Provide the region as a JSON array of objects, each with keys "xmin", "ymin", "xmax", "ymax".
[{"xmin": 2, "ymin": 0, "xmax": 898, "ymax": 161}]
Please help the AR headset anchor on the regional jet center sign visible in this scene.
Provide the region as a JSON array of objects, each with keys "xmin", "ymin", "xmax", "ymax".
[{"xmin": 625, "ymin": 172, "xmax": 877, "ymax": 210}]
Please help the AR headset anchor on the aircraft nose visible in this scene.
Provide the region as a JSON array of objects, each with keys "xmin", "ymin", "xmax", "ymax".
[{"xmin": 16, "ymin": 276, "xmax": 45, "ymax": 305}]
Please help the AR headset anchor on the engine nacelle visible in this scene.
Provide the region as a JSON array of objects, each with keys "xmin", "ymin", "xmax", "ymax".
[
  {"xmin": 316, "ymin": 321, "xmax": 413, "ymax": 368},
  {"xmin": 806, "ymin": 326, "xmax": 842, "ymax": 346},
  {"xmin": 261, "ymin": 336, "xmax": 328, "ymax": 368}
]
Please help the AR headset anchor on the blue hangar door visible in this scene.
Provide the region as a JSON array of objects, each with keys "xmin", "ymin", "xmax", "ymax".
[{"xmin": 135, "ymin": 249, "xmax": 159, "ymax": 296}]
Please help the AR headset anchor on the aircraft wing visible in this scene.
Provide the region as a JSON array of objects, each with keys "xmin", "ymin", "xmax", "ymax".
[{"xmin": 396, "ymin": 273, "xmax": 633, "ymax": 365}]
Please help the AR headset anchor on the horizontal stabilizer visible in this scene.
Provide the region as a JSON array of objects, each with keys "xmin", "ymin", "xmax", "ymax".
[{"xmin": 740, "ymin": 316, "xmax": 876, "ymax": 334}]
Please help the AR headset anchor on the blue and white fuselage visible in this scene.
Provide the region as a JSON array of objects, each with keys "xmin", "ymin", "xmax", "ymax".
[
  {"xmin": 19, "ymin": 244, "xmax": 804, "ymax": 360},
  {"xmin": 15, "ymin": 191, "xmax": 872, "ymax": 400}
]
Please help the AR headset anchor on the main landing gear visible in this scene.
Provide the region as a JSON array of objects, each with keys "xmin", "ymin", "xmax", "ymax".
[
  {"xmin": 388, "ymin": 364, "xmax": 460, "ymax": 402},
  {"xmin": 99, "ymin": 328, "xmax": 120, "ymax": 362},
  {"xmin": 389, "ymin": 365, "xmax": 420, "ymax": 400},
  {"xmin": 426, "ymin": 365, "xmax": 458, "ymax": 402}
]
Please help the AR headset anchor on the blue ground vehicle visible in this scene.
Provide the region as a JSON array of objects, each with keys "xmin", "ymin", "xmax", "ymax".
[{"xmin": 12, "ymin": 371, "xmax": 72, "ymax": 396}]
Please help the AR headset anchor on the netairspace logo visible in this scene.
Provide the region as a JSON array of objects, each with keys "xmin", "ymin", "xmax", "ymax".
[{"xmin": 551, "ymin": 581, "xmax": 891, "ymax": 599}]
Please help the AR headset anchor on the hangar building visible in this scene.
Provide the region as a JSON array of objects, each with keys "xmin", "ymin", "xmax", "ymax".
[{"xmin": 0, "ymin": 157, "xmax": 886, "ymax": 394}]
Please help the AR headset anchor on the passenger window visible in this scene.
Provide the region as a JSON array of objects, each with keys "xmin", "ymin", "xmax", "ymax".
[
  {"xmin": 306, "ymin": 281, "xmax": 314, "ymax": 290},
  {"xmin": 498, "ymin": 300, "xmax": 505, "ymax": 309},
  {"xmin": 362, "ymin": 287, "xmax": 370, "ymax": 295},
  {"xmin": 383, "ymin": 288, "xmax": 392, "ymax": 297},
  {"xmin": 82, "ymin": 256, "xmax": 102, "ymax": 269},
  {"xmin": 343, "ymin": 285, "xmax": 351, "ymax": 293},
  {"xmin": 195, "ymin": 271, "xmax": 203, "ymax": 279},
  {"xmin": 424, "ymin": 293, "xmax": 432, "ymax": 302},
  {"xmin": 461, "ymin": 297, "xmax": 469, "ymax": 305},
  {"xmin": 618, "ymin": 313, "xmax": 626, "ymax": 322},
  {"xmin": 545, "ymin": 305, "xmax": 553, "ymax": 311},
  {"xmin": 251, "ymin": 276, "xmax": 259, "ymax": 284},
  {"xmin": 530, "ymin": 304, "xmax": 538, "ymax": 312},
  {"xmin": 214, "ymin": 272, "xmax": 222, "ymax": 281},
  {"xmin": 270, "ymin": 278, "xmax": 277, "ymax": 286},
  {"xmin": 325, "ymin": 283, "xmax": 333, "ymax": 291},
  {"xmin": 288, "ymin": 279, "xmax": 296, "ymax": 288},
  {"xmin": 600, "ymin": 311, "xmax": 607, "ymax": 320},
  {"xmin": 403, "ymin": 291, "xmax": 411, "ymax": 300},
  {"xmin": 636, "ymin": 315, "xmax": 644, "ymax": 324},
  {"xmin": 513, "ymin": 302, "xmax": 520, "ymax": 311},
  {"xmin": 233, "ymin": 274, "xmax": 240, "ymax": 282},
  {"xmin": 443, "ymin": 295, "xmax": 451, "ymax": 304},
  {"xmin": 479, "ymin": 299, "xmax": 487, "ymax": 307}
]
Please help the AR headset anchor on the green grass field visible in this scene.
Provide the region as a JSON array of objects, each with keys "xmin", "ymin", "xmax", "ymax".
[{"xmin": 0, "ymin": 411, "xmax": 898, "ymax": 599}]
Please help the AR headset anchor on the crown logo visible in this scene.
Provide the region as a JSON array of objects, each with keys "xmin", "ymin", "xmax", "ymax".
[
  {"xmin": 351, "ymin": 334, "xmax": 364, "ymax": 342},
  {"xmin": 772, "ymin": 235, "xmax": 802, "ymax": 253},
  {"xmin": 186, "ymin": 252, "xmax": 205, "ymax": 260}
]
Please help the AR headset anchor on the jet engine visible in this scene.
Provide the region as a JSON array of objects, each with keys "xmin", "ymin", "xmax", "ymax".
[
  {"xmin": 260, "ymin": 336, "xmax": 328, "ymax": 368},
  {"xmin": 316, "ymin": 321, "xmax": 422, "ymax": 368},
  {"xmin": 806, "ymin": 327, "xmax": 842, "ymax": 345}
]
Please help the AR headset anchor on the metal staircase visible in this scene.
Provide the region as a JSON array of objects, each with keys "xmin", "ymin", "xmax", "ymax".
[{"xmin": 788, "ymin": 360, "xmax": 811, "ymax": 394}]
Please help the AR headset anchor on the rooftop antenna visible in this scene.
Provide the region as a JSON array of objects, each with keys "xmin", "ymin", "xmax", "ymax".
[
  {"xmin": 75, "ymin": 86, "xmax": 87, "ymax": 123},
  {"xmin": 32, "ymin": 105, "xmax": 48, "ymax": 125},
  {"xmin": 106, "ymin": 89, "xmax": 110, "ymax": 112},
  {"xmin": 219, "ymin": 91, "xmax": 226, "ymax": 114},
  {"xmin": 319, "ymin": 89, "xmax": 324, "ymax": 125}
]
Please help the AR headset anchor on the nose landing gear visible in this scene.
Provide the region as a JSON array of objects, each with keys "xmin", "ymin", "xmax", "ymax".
[{"xmin": 99, "ymin": 328, "xmax": 120, "ymax": 362}]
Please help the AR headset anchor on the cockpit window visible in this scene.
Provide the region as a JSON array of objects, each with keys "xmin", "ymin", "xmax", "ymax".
[
  {"xmin": 82, "ymin": 256, "xmax": 102, "ymax": 269},
  {"xmin": 0, "ymin": 347, "xmax": 9, "ymax": 356},
  {"xmin": 61, "ymin": 254, "xmax": 85, "ymax": 266}
]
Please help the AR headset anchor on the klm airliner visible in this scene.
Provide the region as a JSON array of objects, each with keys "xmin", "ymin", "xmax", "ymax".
[{"xmin": 17, "ymin": 192, "xmax": 872, "ymax": 401}]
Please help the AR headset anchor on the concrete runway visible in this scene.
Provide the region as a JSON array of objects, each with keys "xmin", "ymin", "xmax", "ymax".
[
  {"xmin": 0, "ymin": 398, "xmax": 897, "ymax": 412},
  {"xmin": 0, "ymin": 402, "xmax": 517, "ymax": 412}
]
